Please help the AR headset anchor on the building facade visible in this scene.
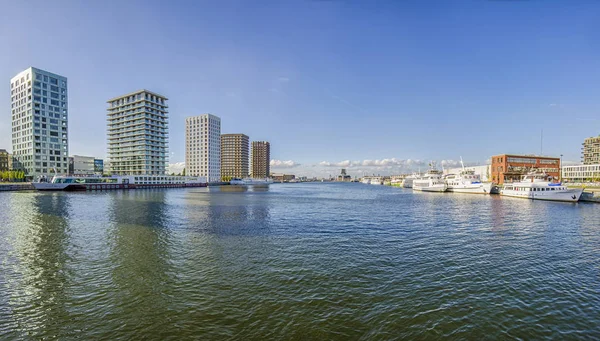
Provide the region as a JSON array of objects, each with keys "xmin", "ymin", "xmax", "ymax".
[
  {"xmin": 491, "ymin": 154, "xmax": 560, "ymax": 184},
  {"xmin": 221, "ymin": 134, "xmax": 249, "ymax": 179},
  {"xmin": 70, "ymin": 155, "xmax": 95, "ymax": 175},
  {"xmin": 10, "ymin": 67, "xmax": 68, "ymax": 179},
  {"xmin": 94, "ymin": 159, "xmax": 104, "ymax": 175},
  {"xmin": 251, "ymin": 141, "xmax": 270, "ymax": 178},
  {"xmin": 272, "ymin": 173, "xmax": 295, "ymax": 182},
  {"xmin": 582, "ymin": 136, "xmax": 600, "ymax": 165},
  {"xmin": 107, "ymin": 90, "xmax": 168, "ymax": 175},
  {"xmin": 0, "ymin": 149, "xmax": 9, "ymax": 171},
  {"xmin": 185, "ymin": 114, "xmax": 221, "ymax": 182},
  {"xmin": 562, "ymin": 164, "xmax": 600, "ymax": 183}
]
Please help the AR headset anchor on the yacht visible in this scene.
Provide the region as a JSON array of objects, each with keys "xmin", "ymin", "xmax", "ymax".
[
  {"xmin": 401, "ymin": 174, "xmax": 418, "ymax": 188},
  {"xmin": 32, "ymin": 175, "xmax": 207, "ymax": 191},
  {"xmin": 230, "ymin": 177, "xmax": 273, "ymax": 186},
  {"xmin": 361, "ymin": 177, "xmax": 371, "ymax": 184},
  {"xmin": 413, "ymin": 164, "xmax": 447, "ymax": 192},
  {"xmin": 500, "ymin": 171, "xmax": 583, "ymax": 202},
  {"xmin": 444, "ymin": 160, "xmax": 493, "ymax": 194}
]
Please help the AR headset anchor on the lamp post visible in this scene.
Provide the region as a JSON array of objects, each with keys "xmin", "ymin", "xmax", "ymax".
[{"xmin": 560, "ymin": 154, "xmax": 563, "ymax": 182}]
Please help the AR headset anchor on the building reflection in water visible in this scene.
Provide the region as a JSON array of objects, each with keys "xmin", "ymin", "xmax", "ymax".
[
  {"xmin": 5, "ymin": 193, "xmax": 73, "ymax": 338},
  {"xmin": 105, "ymin": 189, "xmax": 177, "ymax": 337}
]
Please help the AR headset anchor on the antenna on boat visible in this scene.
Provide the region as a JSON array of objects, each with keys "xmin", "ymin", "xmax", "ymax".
[{"xmin": 460, "ymin": 156, "xmax": 465, "ymax": 171}]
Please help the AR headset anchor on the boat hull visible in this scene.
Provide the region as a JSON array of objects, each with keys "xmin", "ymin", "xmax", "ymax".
[
  {"xmin": 32, "ymin": 182, "xmax": 207, "ymax": 191},
  {"xmin": 413, "ymin": 184, "xmax": 447, "ymax": 192},
  {"xmin": 447, "ymin": 182, "xmax": 493, "ymax": 194},
  {"xmin": 500, "ymin": 188, "xmax": 583, "ymax": 202}
]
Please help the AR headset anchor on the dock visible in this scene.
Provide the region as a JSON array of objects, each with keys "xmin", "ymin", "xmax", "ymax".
[{"xmin": 0, "ymin": 183, "xmax": 34, "ymax": 191}]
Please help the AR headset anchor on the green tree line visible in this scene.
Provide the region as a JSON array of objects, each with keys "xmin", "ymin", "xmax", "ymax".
[{"xmin": 0, "ymin": 170, "xmax": 26, "ymax": 182}]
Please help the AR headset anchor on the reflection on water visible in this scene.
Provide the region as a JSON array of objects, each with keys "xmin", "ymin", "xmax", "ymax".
[
  {"xmin": 0, "ymin": 184, "xmax": 600, "ymax": 339},
  {"xmin": 2, "ymin": 193, "xmax": 72, "ymax": 338}
]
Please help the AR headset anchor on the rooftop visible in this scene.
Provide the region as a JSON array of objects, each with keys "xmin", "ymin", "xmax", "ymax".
[{"xmin": 107, "ymin": 89, "xmax": 168, "ymax": 103}]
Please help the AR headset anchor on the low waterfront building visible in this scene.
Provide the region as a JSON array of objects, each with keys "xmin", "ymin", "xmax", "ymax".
[
  {"xmin": 251, "ymin": 141, "xmax": 270, "ymax": 178},
  {"xmin": 562, "ymin": 164, "xmax": 600, "ymax": 183},
  {"xmin": 272, "ymin": 173, "xmax": 295, "ymax": 182},
  {"xmin": 221, "ymin": 134, "xmax": 249, "ymax": 179},
  {"xmin": 0, "ymin": 149, "xmax": 9, "ymax": 171},
  {"xmin": 107, "ymin": 90, "xmax": 169, "ymax": 175},
  {"xmin": 491, "ymin": 154, "xmax": 560, "ymax": 184},
  {"xmin": 582, "ymin": 135, "xmax": 600, "ymax": 165},
  {"xmin": 443, "ymin": 165, "xmax": 491, "ymax": 182},
  {"xmin": 71, "ymin": 155, "xmax": 96, "ymax": 176}
]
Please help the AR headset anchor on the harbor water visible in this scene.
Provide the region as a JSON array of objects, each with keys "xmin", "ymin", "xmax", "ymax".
[{"xmin": 1, "ymin": 183, "xmax": 599, "ymax": 339}]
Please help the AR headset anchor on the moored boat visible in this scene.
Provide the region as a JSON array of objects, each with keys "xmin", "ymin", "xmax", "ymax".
[
  {"xmin": 500, "ymin": 171, "xmax": 582, "ymax": 202},
  {"xmin": 444, "ymin": 159, "xmax": 493, "ymax": 194},
  {"xmin": 413, "ymin": 163, "xmax": 447, "ymax": 192},
  {"xmin": 32, "ymin": 175, "xmax": 207, "ymax": 191}
]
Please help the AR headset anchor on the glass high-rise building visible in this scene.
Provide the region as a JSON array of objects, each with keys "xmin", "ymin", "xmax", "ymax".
[
  {"xmin": 107, "ymin": 90, "xmax": 168, "ymax": 175},
  {"xmin": 10, "ymin": 67, "xmax": 68, "ymax": 179}
]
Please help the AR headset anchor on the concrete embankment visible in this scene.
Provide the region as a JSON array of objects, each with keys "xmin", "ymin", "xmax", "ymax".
[
  {"xmin": 0, "ymin": 183, "xmax": 34, "ymax": 191},
  {"xmin": 581, "ymin": 190, "xmax": 600, "ymax": 203}
]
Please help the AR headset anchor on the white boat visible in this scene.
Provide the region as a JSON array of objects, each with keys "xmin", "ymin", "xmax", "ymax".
[
  {"xmin": 402, "ymin": 174, "xmax": 418, "ymax": 188},
  {"xmin": 370, "ymin": 177, "xmax": 383, "ymax": 185},
  {"xmin": 444, "ymin": 159, "xmax": 493, "ymax": 194},
  {"xmin": 500, "ymin": 171, "xmax": 583, "ymax": 202},
  {"xmin": 361, "ymin": 178, "xmax": 371, "ymax": 184},
  {"xmin": 32, "ymin": 175, "xmax": 207, "ymax": 191},
  {"xmin": 413, "ymin": 163, "xmax": 447, "ymax": 192},
  {"xmin": 230, "ymin": 177, "xmax": 273, "ymax": 186}
]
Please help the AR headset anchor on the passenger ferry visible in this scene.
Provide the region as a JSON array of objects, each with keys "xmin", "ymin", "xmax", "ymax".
[
  {"xmin": 230, "ymin": 178, "xmax": 273, "ymax": 186},
  {"xmin": 413, "ymin": 163, "xmax": 447, "ymax": 192},
  {"xmin": 444, "ymin": 161, "xmax": 493, "ymax": 194},
  {"xmin": 500, "ymin": 171, "xmax": 583, "ymax": 202},
  {"xmin": 32, "ymin": 175, "xmax": 207, "ymax": 191},
  {"xmin": 361, "ymin": 177, "xmax": 371, "ymax": 185}
]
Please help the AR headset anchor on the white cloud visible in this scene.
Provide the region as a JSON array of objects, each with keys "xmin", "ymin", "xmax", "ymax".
[
  {"xmin": 320, "ymin": 158, "xmax": 427, "ymax": 168},
  {"xmin": 271, "ymin": 159, "xmax": 300, "ymax": 168},
  {"xmin": 278, "ymin": 77, "xmax": 290, "ymax": 82},
  {"xmin": 167, "ymin": 162, "xmax": 185, "ymax": 174}
]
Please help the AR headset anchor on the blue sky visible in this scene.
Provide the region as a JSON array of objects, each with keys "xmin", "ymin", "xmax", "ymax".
[{"xmin": 1, "ymin": 1, "xmax": 600, "ymax": 176}]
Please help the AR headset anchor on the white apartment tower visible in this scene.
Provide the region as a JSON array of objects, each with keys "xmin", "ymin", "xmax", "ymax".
[
  {"xmin": 107, "ymin": 90, "xmax": 168, "ymax": 175},
  {"xmin": 186, "ymin": 114, "xmax": 221, "ymax": 182},
  {"xmin": 10, "ymin": 67, "xmax": 68, "ymax": 179}
]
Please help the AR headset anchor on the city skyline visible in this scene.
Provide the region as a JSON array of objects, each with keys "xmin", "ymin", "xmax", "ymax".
[{"xmin": 2, "ymin": 1, "xmax": 600, "ymax": 177}]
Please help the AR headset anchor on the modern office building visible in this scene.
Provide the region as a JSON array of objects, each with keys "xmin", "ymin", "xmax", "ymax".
[
  {"xmin": 251, "ymin": 141, "xmax": 270, "ymax": 178},
  {"xmin": 221, "ymin": 134, "xmax": 249, "ymax": 179},
  {"xmin": 10, "ymin": 67, "xmax": 68, "ymax": 179},
  {"xmin": 582, "ymin": 136, "xmax": 600, "ymax": 165},
  {"xmin": 562, "ymin": 164, "xmax": 600, "ymax": 183},
  {"xmin": 70, "ymin": 155, "xmax": 96, "ymax": 175},
  {"xmin": 107, "ymin": 90, "xmax": 168, "ymax": 175},
  {"xmin": 94, "ymin": 159, "xmax": 104, "ymax": 175},
  {"xmin": 185, "ymin": 114, "xmax": 221, "ymax": 182},
  {"xmin": 0, "ymin": 149, "xmax": 9, "ymax": 171},
  {"xmin": 491, "ymin": 154, "xmax": 560, "ymax": 184}
]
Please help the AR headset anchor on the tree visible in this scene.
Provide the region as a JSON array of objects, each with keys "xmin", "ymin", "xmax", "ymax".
[{"xmin": 182, "ymin": 168, "xmax": 186, "ymax": 176}]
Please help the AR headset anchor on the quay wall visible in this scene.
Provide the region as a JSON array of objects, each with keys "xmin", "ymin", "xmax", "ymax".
[{"xmin": 0, "ymin": 183, "xmax": 34, "ymax": 191}]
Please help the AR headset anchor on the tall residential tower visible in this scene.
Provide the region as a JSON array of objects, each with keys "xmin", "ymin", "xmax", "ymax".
[
  {"xmin": 107, "ymin": 90, "xmax": 168, "ymax": 175},
  {"xmin": 582, "ymin": 135, "xmax": 600, "ymax": 165},
  {"xmin": 251, "ymin": 141, "xmax": 270, "ymax": 178},
  {"xmin": 10, "ymin": 67, "xmax": 68, "ymax": 179},
  {"xmin": 221, "ymin": 134, "xmax": 249, "ymax": 179},
  {"xmin": 186, "ymin": 114, "xmax": 221, "ymax": 182}
]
